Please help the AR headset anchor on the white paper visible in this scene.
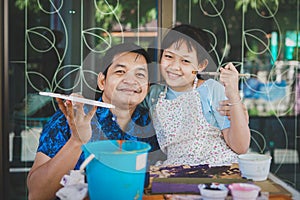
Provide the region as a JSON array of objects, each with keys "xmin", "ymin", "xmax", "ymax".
[{"xmin": 136, "ymin": 153, "xmax": 147, "ymax": 170}]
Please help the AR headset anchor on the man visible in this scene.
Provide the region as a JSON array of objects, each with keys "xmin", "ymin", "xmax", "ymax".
[{"xmin": 27, "ymin": 43, "xmax": 158, "ymax": 200}]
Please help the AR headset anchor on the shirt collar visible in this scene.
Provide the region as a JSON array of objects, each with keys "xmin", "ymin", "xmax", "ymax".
[{"xmin": 95, "ymin": 96, "xmax": 150, "ymax": 136}]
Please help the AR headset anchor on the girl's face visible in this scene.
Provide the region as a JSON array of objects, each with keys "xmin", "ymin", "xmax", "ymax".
[
  {"xmin": 98, "ymin": 52, "xmax": 149, "ymax": 109},
  {"xmin": 160, "ymin": 41, "xmax": 204, "ymax": 92}
]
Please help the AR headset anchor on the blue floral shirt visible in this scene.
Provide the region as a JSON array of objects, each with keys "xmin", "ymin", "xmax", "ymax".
[{"xmin": 37, "ymin": 97, "xmax": 159, "ymax": 170}]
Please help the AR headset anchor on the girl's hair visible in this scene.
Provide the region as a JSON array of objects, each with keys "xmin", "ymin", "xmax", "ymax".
[
  {"xmin": 101, "ymin": 43, "xmax": 151, "ymax": 76},
  {"xmin": 161, "ymin": 24, "xmax": 211, "ymax": 64}
]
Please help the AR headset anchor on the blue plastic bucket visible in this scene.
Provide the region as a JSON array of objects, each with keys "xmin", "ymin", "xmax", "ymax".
[{"xmin": 82, "ymin": 140, "xmax": 151, "ymax": 200}]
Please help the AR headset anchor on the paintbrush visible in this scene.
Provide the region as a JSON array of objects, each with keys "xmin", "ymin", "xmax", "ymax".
[{"xmin": 192, "ymin": 71, "xmax": 251, "ymax": 79}]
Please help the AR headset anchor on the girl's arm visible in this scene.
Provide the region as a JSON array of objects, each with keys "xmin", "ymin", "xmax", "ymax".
[
  {"xmin": 218, "ymin": 99, "xmax": 249, "ymax": 124},
  {"xmin": 220, "ymin": 63, "xmax": 251, "ymax": 154}
]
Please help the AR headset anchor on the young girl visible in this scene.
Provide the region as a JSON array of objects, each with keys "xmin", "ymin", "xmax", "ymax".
[{"xmin": 144, "ymin": 24, "xmax": 250, "ymax": 166}]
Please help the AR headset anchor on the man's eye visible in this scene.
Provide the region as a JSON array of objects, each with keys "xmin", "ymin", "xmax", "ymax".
[
  {"xmin": 136, "ymin": 73, "xmax": 146, "ymax": 78},
  {"xmin": 182, "ymin": 59, "xmax": 191, "ymax": 64},
  {"xmin": 115, "ymin": 70, "xmax": 125, "ymax": 74}
]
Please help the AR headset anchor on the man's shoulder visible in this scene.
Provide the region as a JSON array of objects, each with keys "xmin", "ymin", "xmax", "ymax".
[
  {"xmin": 141, "ymin": 83, "xmax": 165, "ymax": 109},
  {"xmin": 41, "ymin": 110, "xmax": 68, "ymax": 133},
  {"xmin": 148, "ymin": 83, "xmax": 165, "ymax": 103},
  {"xmin": 149, "ymin": 83, "xmax": 165, "ymax": 92}
]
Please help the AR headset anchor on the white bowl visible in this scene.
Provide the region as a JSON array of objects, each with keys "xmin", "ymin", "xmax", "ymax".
[
  {"xmin": 229, "ymin": 183, "xmax": 261, "ymax": 200},
  {"xmin": 198, "ymin": 183, "xmax": 228, "ymax": 200},
  {"xmin": 238, "ymin": 153, "xmax": 272, "ymax": 181}
]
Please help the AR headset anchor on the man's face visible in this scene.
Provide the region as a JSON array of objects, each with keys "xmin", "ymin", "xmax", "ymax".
[{"xmin": 98, "ymin": 52, "xmax": 149, "ymax": 109}]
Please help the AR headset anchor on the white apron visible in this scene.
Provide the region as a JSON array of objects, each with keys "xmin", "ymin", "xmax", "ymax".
[{"xmin": 153, "ymin": 87, "xmax": 237, "ymax": 166}]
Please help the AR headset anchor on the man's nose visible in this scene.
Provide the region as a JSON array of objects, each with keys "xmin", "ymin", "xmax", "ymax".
[{"xmin": 122, "ymin": 72, "xmax": 138, "ymax": 84}]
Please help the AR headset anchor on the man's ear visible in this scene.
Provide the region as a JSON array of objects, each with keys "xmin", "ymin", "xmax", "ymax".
[
  {"xmin": 97, "ymin": 72, "xmax": 106, "ymax": 91},
  {"xmin": 198, "ymin": 59, "xmax": 208, "ymax": 70}
]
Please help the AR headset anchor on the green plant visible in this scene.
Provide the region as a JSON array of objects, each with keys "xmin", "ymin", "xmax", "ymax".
[
  {"xmin": 235, "ymin": 0, "xmax": 279, "ymax": 13},
  {"xmin": 15, "ymin": 0, "xmax": 43, "ymax": 13},
  {"xmin": 15, "ymin": 0, "xmax": 157, "ymax": 31}
]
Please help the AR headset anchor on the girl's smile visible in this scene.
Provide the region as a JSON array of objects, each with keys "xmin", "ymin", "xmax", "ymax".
[
  {"xmin": 166, "ymin": 70, "xmax": 182, "ymax": 79},
  {"xmin": 160, "ymin": 41, "xmax": 201, "ymax": 92}
]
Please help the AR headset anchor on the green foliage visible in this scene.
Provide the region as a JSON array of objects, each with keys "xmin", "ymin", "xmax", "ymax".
[
  {"xmin": 94, "ymin": 0, "xmax": 157, "ymax": 31},
  {"xmin": 94, "ymin": 1, "xmax": 123, "ymax": 30},
  {"xmin": 15, "ymin": 0, "xmax": 41, "ymax": 13},
  {"xmin": 141, "ymin": 8, "xmax": 156, "ymax": 25},
  {"xmin": 235, "ymin": 0, "xmax": 279, "ymax": 13},
  {"xmin": 248, "ymin": 107, "xmax": 259, "ymax": 116},
  {"xmin": 15, "ymin": 0, "xmax": 157, "ymax": 31},
  {"xmin": 246, "ymin": 45, "xmax": 259, "ymax": 61}
]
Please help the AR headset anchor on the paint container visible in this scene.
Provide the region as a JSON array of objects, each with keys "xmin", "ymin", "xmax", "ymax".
[{"xmin": 82, "ymin": 140, "xmax": 151, "ymax": 200}]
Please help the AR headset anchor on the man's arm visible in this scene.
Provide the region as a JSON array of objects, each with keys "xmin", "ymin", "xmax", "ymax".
[
  {"xmin": 27, "ymin": 139, "xmax": 83, "ymax": 200},
  {"xmin": 27, "ymin": 98, "xmax": 96, "ymax": 200}
]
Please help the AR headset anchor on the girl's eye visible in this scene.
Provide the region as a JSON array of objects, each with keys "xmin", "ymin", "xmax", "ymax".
[{"xmin": 164, "ymin": 54, "xmax": 172, "ymax": 59}]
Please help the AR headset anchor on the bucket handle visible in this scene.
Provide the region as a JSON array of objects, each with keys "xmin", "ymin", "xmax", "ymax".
[{"xmin": 79, "ymin": 154, "xmax": 95, "ymax": 171}]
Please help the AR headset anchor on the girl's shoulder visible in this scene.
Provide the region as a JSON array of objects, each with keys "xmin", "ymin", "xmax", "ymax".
[
  {"xmin": 202, "ymin": 78, "xmax": 222, "ymax": 87},
  {"xmin": 198, "ymin": 79, "xmax": 224, "ymax": 92}
]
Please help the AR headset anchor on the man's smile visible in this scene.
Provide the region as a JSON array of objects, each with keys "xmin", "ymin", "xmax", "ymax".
[{"xmin": 117, "ymin": 87, "xmax": 142, "ymax": 94}]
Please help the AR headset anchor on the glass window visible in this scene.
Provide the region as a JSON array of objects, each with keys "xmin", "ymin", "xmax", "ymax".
[
  {"xmin": 173, "ymin": 0, "xmax": 300, "ymax": 191},
  {"xmin": 2, "ymin": 0, "xmax": 300, "ymax": 199},
  {"xmin": 7, "ymin": 0, "xmax": 158, "ymax": 199}
]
